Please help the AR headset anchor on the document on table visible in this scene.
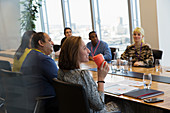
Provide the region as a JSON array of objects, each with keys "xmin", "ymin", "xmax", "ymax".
[
  {"xmin": 104, "ymin": 79, "xmax": 143, "ymax": 95},
  {"xmin": 105, "ymin": 83, "xmax": 139, "ymax": 95},
  {"xmin": 114, "ymin": 80, "xmax": 143, "ymax": 86}
]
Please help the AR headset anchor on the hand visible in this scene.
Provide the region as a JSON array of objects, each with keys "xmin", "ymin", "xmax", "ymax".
[
  {"xmin": 134, "ymin": 61, "xmax": 144, "ymax": 66},
  {"xmin": 97, "ymin": 61, "xmax": 109, "ymax": 81}
]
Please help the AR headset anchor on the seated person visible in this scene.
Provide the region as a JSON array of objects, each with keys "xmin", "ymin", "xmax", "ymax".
[
  {"xmin": 120, "ymin": 27, "xmax": 154, "ymax": 66},
  {"xmin": 20, "ymin": 32, "xmax": 58, "ymax": 113},
  {"xmin": 58, "ymin": 36, "xmax": 120, "ymax": 113},
  {"xmin": 60, "ymin": 27, "xmax": 72, "ymax": 47},
  {"xmin": 86, "ymin": 31, "xmax": 112, "ymax": 62},
  {"xmin": 13, "ymin": 31, "xmax": 36, "ymax": 72}
]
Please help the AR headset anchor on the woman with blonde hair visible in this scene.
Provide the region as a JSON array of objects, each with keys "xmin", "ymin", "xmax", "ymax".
[{"xmin": 121, "ymin": 27, "xmax": 154, "ymax": 66}]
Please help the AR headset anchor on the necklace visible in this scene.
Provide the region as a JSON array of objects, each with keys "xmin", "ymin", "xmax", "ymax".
[
  {"xmin": 134, "ymin": 42, "xmax": 142, "ymax": 61},
  {"xmin": 91, "ymin": 41, "xmax": 100, "ymax": 57}
]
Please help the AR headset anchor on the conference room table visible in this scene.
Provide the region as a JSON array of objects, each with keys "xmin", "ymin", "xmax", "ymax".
[{"xmin": 80, "ymin": 60, "xmax": 170, "ymax": 113}]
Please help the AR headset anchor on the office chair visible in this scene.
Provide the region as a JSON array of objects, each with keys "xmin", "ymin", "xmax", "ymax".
[
  {"xmin": 0, "ymin": 69, "xmax": 31, "ymax": 113},
  {"xmin": 53, "ymin": 45, "xmax": 60, "ymax": 52},
  {"xmin": 52, "ymin": 79, "xmax": 90, "ymax": 113},
  {"xmin": 0, "ymin": 60, "xmax": 12, "ymax": 71},
  {"xmin": 0, "ymin": 60, "xmax": 12, "ymax": 100},
  {"xmin": 0, "ymin": 69, "xmax": 55, "ymax": 113},
  {"xmin": 152, "ymin": 49, "xmax": 163, "ymax": 65},
  {"xmin": 0, "ymin": 97, "xmax": 7, "ymax": 113},
  {"xmin": 110, "ymin": 47, "xmax": 119, "ymax": 60},
  {"xmin": 33, "ymin": 96, "xmax": 55, "ymax": 113}
]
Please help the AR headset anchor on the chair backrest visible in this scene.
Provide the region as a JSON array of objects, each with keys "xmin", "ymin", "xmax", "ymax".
[
  {"xmin": 110, "ymin": 47, "xmax": 119, "ymax": 60},
  {"xmin": 0, "ymin": 69, "xmax": 33, "ymax": 113},
  {"xmin": 152, "ymin": 49, "xmax": 163, "ymax": 65},
  {"xmin": 52, "ymin": 79, "xmax": 90, "ymax": 113},
  {"xmin": 0, "ymin": 98, "xmax": 7, "ymax": 113},
  {"xmin": 0, "ymin": 60, "xmax": 11, "ymax": 71},
  {"xmin": 53, "ymin": 45, "xmax": 61, "ymax": 52}
]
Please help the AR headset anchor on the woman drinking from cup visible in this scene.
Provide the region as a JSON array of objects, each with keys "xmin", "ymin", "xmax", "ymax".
[{"xmin": 58, "ymin": 36, "xmax": 120, "ymax": 113}]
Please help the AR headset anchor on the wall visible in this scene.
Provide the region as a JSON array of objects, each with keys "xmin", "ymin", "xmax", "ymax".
[
  {"xmin": 0, "ymin": 0, "xmax": 20, "ymax": 50},
  {"xmin": 157, "ymin": 0, "xmax": 170, "ymax": 66},
  {"xmin": 139, "ymin": 0, "xmax": 159, "ymax": 49}
]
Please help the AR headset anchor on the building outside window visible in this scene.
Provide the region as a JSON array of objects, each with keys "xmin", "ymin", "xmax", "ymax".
[{"xmin": 39, "ymin": 0, "xmax": 141, "ymax": 52}]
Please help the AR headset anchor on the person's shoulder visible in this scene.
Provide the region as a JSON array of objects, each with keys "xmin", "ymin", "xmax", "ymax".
[
  {"xmin": 100, "ymin": 40, "xmax": 109, "ymax": 46},
  {"xmin": 100, "ymin": 40, "xmax": 107, "ymax": 44},
  {"xmin": 30, "ymin": 50, "xmax": 50, "ymax": 60},
  {"xmin": 61, "ymin": 37, "xmax": 66, "ymax": 40},
  {"xmin": 126, "ymin": 44, "xmax": 134, "ymax": 49},
  {"xmin": 86, "ymin": 41, "xmax": 91, "ymax": 44},
  {"xmin": 143, "ymin": 43, "xmax": 151, "ymax": 48},
  {"xmin": 86, "ymin": 42, "xmax": 91, "ymax": 46}
]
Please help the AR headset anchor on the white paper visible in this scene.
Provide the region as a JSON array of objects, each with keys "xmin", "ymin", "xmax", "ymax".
[
  {"xmin": 105, "ymin": 83, "xmax": 139, "ymax": 95},
  {"xmin": 115, "ymin": 80, "xmax": 143, "ymax": 86}
]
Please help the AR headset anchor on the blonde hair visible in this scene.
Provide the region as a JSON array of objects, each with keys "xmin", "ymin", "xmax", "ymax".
[{"xmin": 133, "ymin": 27, "xmax": 145, "ymax": 43}]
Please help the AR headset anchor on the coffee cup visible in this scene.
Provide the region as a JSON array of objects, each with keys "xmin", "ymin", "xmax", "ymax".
[{"xmin": 93, "ymin": 54, "xmax": 105, "ymax": 68}]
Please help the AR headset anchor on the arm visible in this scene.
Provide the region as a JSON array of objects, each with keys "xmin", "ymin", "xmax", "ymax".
[
  {"xmin": 102, "ymin": 43, "xmax": 112, "ymax": 61},
  {"xmin": 97, "ymin": 61, "xmax": 109, "ymax": 92},
  {"xmin": 79, "ymin": 65, "xmax": 108, "ymax": 111}
]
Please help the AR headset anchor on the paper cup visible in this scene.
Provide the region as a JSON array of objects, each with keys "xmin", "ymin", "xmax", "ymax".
[{"xmin": 93, "ymin": 54, "xmax": 105, "ymax": 68}]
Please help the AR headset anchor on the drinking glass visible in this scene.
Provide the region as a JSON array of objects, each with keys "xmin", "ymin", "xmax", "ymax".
[
  {"xmin": 155, "ymin": 59, "xmax": 161, "ymax": 72},
  {"xmin": 143, "ymin": 73, "xmax": 152, "ymax": 89},
  {"xmin": 121, "ymin": 60, "xmax": 128, "ymax": 73},
  {"xmin": 111, "ymin": 60, "xmax": 117, "ymax": 73},
  {"xmin": 123, "ymin": 60, "xmax": 128, "ymax": 73}
]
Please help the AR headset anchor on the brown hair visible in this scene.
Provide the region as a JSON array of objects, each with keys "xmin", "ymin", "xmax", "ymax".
[
  {"xmin": 59, "ymin": 36, "xmax": 82, "ymax": 70},
  {"xmin": 14, "ymin": 31, "xmax": 36, "ymax": 60}
]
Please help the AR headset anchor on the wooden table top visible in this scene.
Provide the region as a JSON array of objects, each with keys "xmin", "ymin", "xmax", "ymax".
[{"xmin": 81, "ymin": 60, "xmax": 170, "ymax": 111}]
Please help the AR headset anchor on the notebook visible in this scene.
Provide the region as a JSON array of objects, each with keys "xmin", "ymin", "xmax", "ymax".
[{"xmin": 123, "ymin": 89, "xmax": 164, "ymax": 99}]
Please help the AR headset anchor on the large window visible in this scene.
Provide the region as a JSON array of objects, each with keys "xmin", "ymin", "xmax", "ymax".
[
  {"xmin": 95, "ymin": 0, "xmax": 130, "ymax": 52},
  {"xmin": 67, "ymin": 0, "xmax": 92, "ymax": 44},
  {"xmin": 38, "ymin": 0, "xmax": 141, "ymax": 50},
  {"xmin": 40, "ymin": 0, "xmax": 64, "ymax": 45}
]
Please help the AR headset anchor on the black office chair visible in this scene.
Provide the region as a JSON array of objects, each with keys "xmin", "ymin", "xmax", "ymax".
[
  {"xmin": 52, "ymin": 79, "xmax": 90, "ymax": 113},
  {"xmin": 0, "ymin": 60, "xmax": 12, "ymax": 71},
  {"xmin": 110, "ymin": 47, "xmax": 119, "ymax": 60},
  {"xmin": 0, "ymin": 69, "xmax": 55, "ymax": 113},
  {"xmin": 53, "ymin": 45, "xmax": 61, "ymax": 52},
  {"xmin": 0, "ymin": 97, "xmax": 7, "ymax": 113},
  {"xmin": 0, "ymin": 69, "xmax": 31, "ymax": 113},
  {"xmin": 152, "ymin": 49, "xmax": 163, "ymax": 65},
  {"xmin": 0, "ymin": 60, "xmax": 11, "ymax": 111}
]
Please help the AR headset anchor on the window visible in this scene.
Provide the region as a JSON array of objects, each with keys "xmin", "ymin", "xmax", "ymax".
[
  {"xmin": 39, "ymin": 0, "xmax": 141, "ymax": 49},
  {"xmin": 68, "ymin": 0, "xmax": 92, "ymax": 44},
  {"xmin": 40, "ymin": 0, "xmax": 64, "ymax": 45},
  {"xmin": 94, "ymin": 0, "xmax": 131, "ymax": 52}
]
